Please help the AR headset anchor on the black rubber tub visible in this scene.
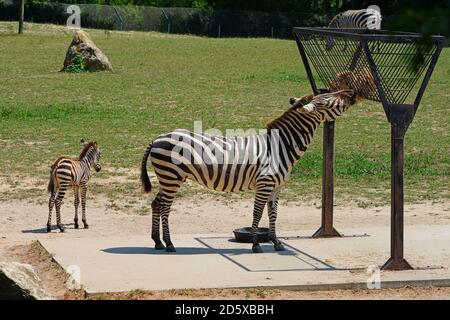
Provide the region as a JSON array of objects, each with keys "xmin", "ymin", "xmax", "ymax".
[{"xmin": 233, "ymin": 227, "xmax": 270, "ymax": 243}]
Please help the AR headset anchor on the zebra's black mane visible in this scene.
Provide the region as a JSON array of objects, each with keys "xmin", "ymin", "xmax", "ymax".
[
  {"xmin": 266, "ymin": 105, "xmax": 300, "ymax": 131},
  {"xmin": 79, "ymin": 142, "xmax": 97, "ymax": 160}
]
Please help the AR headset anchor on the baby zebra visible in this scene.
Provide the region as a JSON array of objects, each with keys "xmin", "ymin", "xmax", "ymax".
[
  {"xmin": 47, "ymin": 140, "xmax": 102, "ymax": 232},
  {"xmin": 140, "ymin": 90, "xmax": 356, "ymax": 253}
]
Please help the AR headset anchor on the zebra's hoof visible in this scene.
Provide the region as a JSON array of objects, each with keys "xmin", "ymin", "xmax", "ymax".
[
  {"xmin": 274, "ymin": 243, "xmax": 285, "ymax": 251},
  {"xmin": 57, "ymin": 225, "xmax": 65, "ymax": 233},
  {"xmin": 46, "ymin": 225, "xmax": 51, "ymax": 233},
  {"xmin": 83, "ymin": 224, "xmax": 89, "ymax": 229},
  {"xmin": 166, "ymin": 245, "xmax": 176, "ymax": 253},
  {"xmin": 252, "ymin": 244, "xmax": 263, "ymax": 253},
  {"xmin": 154, "ymin": 242, "xmax": 166, "ymax": 250},
  {"xmin": 74, "ymin": 223, "xmax": 79, "ymax": 229}
]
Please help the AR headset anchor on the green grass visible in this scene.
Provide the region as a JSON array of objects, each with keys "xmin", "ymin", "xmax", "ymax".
[{"xmin": 0, "ymin": 22, "xmax": 449, "ymax": 206}]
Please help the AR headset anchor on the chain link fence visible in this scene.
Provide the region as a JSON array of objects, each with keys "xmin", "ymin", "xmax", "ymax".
[
  {"xmin": 1, "ymin": 1, "xmax": 330, "ymax": 38},
  {"xmin": 1, "ymin": 1, "xmax": 447, "ymax": 43}
]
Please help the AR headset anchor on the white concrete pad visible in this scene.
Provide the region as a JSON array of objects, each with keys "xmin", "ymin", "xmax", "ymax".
[{"xmin": 39, "ymin": 225, "xmax": 450, "ymax": 294}]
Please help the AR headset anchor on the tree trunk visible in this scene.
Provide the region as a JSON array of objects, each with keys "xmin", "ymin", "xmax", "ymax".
[{"xmin": 18, "ymin": 0, "xmax": 25, "ymax": 34}]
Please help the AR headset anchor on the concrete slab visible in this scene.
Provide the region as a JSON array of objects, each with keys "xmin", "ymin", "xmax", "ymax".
[{"xmin": 39, "ymin": 225, "xmax": 450, "ymax": 294}]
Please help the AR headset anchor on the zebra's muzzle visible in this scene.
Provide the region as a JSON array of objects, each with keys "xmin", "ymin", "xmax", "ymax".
[
  {"xmin": 95, "ymin": 164, "xmax": 101, "ymax": 172},
  {"xmin": 290, "ymin": 97, "xmax": 306, "ymax": 107}
]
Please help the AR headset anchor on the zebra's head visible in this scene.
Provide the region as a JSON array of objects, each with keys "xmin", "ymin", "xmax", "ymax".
[
  {"xmin": 80, "ymin": 140, "xmax": 102, "ymax": 172},
  {"xmin": 289, "ymin": 89, "xmax": 355, "ymax": 121}
]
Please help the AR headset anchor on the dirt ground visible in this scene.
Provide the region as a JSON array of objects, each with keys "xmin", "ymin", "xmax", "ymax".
[{"xmin": 1, "ymin": 195, "xmax": 449, "ymax": 299}]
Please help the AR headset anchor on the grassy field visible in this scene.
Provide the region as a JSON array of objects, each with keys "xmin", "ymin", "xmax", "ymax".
[{"xmin": 0, "ymin": 22, "xmax": 449, "ymax": 208}]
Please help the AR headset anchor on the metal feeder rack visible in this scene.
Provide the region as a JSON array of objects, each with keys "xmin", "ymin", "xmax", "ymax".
[{"xmin": 292, "ymin": 27, "xmax": 445, "ymax": 270}]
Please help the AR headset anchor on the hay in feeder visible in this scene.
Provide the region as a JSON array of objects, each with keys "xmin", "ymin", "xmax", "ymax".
[{"xmin": 329, "ymin": 67, "xmax": 377, "ymax": 101}]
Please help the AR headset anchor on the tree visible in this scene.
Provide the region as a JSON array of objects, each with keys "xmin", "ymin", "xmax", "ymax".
[{"xmin": 18, "ymin": 0, "xmax": 24, "ymax": 34}]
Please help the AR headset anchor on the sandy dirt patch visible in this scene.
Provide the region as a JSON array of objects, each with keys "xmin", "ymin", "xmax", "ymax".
[
  {"xmin": 0, "ymin": 195, "xmax": 449, "ymax": 299},
  {"xmin": 4, "ymin": 242, "xmax": 450, "ymax": 300},
  {"xmin": 1, "ymin": 196, "xmax": 449, "ymax": 249}
]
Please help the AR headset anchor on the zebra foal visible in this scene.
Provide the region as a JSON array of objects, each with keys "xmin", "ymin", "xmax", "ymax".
[
  {"xmin": 140, "ymin": 90, "xmax": 356, "ymax": 253},
  {"xmin": 46, "ymin": 140, "xmax": 102, "ymax": 232}
]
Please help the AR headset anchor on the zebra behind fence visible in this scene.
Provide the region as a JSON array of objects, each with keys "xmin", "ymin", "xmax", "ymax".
[
  {"xmin": 46, "ymin": 140, "xmax": 102, "ymax": 232},
  {"xmin": 326, "ymin": 8, "xmax": 382, "ymax": 51},
  {"xmin": 140, "ymin": 90, "xmax": 357, "ymax": 253}
]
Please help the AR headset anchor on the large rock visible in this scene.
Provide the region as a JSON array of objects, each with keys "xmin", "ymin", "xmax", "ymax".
[
  {"xmin": 62, "ymin": 30, "xmax": 113, "ymax": 72},
  {"xmin": 0, "ymin": 262, "xmax": 53, "ymax": 300}
]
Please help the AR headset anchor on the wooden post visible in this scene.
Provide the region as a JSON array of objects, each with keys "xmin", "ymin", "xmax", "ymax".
[
  {"xmin": 312, "ymin": 121, "xmax": 341, "ymax": 238},
  {"xmin": 381, "ymin": 107, "xmax": 414, "ymax": 270},
  {"xmin": 18, "ymin": 0, "xmax": 25, "ymax": 34},
  {"xmin": 293, "ymin": 32, "xmax": 341, "ymax": 239}
]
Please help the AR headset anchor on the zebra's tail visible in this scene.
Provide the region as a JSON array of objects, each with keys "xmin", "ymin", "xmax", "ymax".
[
  {"xmin": 47, "ymin": 157, "xmax": 64, "ymax": 194},
  {"xmin": 47, "ymin": 169, "xmax": 55, "ymax": 194},
  {"xmin": 140, "ymin": 142, "xmax": 153, "ymax": 193}
]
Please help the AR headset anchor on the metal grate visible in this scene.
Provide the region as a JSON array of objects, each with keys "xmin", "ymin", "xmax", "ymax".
[
  {"xmin": 293, "ymin": 28, "xmax": 444, "ymax": 107},
  {"xmin": 292, "ymin": 27, "xmax": 445, "ymax": 270}
]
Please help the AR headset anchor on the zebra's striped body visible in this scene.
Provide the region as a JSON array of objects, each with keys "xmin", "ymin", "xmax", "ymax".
[
  {"xmin": 329, "ymin": 9, "xmax": 381, "ymax": 29},
  {"xmin": 326, "ymin": 9, "xmax": 382, "ymax": 50},
  {"xmin": 47, "ymin": 141, "xmax": 102, "ymax": 232},
  {"xmin": 141, "ymin": 90, "xmax": 356, "ymax": 253}
]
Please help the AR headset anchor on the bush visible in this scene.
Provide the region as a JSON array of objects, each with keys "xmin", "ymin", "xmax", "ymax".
[{"xmin": 65, "ymin": 54, "xmax": 86, "ymax": 73}]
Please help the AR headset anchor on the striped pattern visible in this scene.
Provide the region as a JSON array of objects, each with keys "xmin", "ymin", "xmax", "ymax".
[
  {"xmin": 326, "ymin": 9, "xmax": 382, "ymax": 50},
  {"xmin": 47, "ymin": 141, "xmax": 101, "ymax": 232},
  {"xmin": 141, "ymin": 90, "xmax": 356, "ymax": 253},
  {"xmin": 329, "ymin": 9, "xmax": 381, "ymax": 29}
]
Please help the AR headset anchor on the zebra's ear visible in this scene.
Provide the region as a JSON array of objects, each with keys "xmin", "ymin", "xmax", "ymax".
[{"xmin": 80, "ymin": 139, "xmax": 85, "ymax": 144}]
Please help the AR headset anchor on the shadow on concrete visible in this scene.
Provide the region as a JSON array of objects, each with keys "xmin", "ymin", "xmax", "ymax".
[
  {"xmin": 100, "ymin": 245, "xmax": 335, "ymax": 272},
  {"xmin": 22, "ymin": 223, "xmax": 76, "ymax": 234},
  {"xmin": 21, "ymin": 227, "xmax": 48, "ymax": 234},
  {"xmin": 101, "ymin": 245, "xmax": 293, "ymax": 256},
  {"xmin": 101, "ymin": 238, "xmax": 366, "ymax": 272}
]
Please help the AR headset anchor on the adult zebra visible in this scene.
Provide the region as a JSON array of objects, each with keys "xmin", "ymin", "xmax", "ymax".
[
  {"xmin": 47, "ymin": 140, "xmax": 102, "ymax": 232},
  {"xmin": 326, "ymin": 8, "xmax": 382, "ymax": 50},
  {"xmin": 141, "ymin": 90, "xmax": 356, "ymax": 253}
]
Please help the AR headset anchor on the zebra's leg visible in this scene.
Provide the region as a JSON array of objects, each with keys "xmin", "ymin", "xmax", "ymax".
[
  {"xmin": 73, "ymin": 186, "xmax": 80, "ymax": 229},
  {"xmin": 268, "ymin": 190, "xmax": 284, "ymax": 251},
  {"xmin": 250, "ymin": 186, "xmax": 272, "ymax": 253},
  {"xmin": 54, "ymin": 186, "xmax": 67, "ymax": 232},
  {"xmin": 47, "ymin": 192, "xmax": 55, "ymax": 232},
  {"xmin": 80, "ymin": 182, "xmax": 89, "ymax": 229},
  {"xmin": 151, "ymin": 192, "xmax": 165, "ymax": 250},
  {"xmin": 159, "ymin": 187, "xmax": 180, "ymax": 253}
]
